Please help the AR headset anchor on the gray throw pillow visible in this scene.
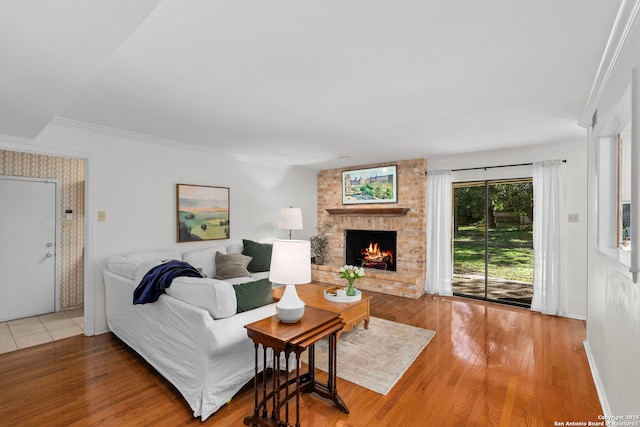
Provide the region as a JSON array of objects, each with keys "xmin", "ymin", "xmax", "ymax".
[{"xmin": 214, "ymin": 252, "xmax": 252, "ymax": 279}]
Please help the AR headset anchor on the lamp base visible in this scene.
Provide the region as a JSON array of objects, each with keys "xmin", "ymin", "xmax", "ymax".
[
  {"xmin": 276, "ymin": 305, "xmax": 305, "ymax": 323},
  {"xmin": 275, "ymin": 284, "xmax": 305, "ymax": 323}
]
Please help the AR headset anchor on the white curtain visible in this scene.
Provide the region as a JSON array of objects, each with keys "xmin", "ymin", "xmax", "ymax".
[
  {"xmin": 426, "ymin": 170, "xmax": 453, "ymax": 295},
  {"xmin": 531, "ymin": 160, "xmax": 565, "ymax": 315}
]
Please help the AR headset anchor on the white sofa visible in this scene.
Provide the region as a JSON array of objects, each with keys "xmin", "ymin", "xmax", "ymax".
[{"xmin": 103, "ymin": 243, "xmax": 277, "ymax": 421}]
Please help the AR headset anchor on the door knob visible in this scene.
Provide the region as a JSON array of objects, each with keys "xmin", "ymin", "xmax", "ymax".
[
  {"xmin": 47, "ymin": 243, "xmax": 53, "ymax": 247},
  {"xmin": 46, "ymin": 252, "xmax": 54, "ymax": 257}
]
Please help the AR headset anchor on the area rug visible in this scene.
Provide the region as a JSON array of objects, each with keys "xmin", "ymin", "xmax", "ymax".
[{"xmin": 312, "ymin": 317, "xmax": 435, "ymax": 395}]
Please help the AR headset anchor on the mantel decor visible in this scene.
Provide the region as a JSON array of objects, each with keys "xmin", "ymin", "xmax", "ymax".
[
  {"xmin": 342, "ymin": 165, "xmax": 397, "ymax": 205},
  {"xmin": 177, "ymin": 184, "xmax": 230, "ymax": 242}
]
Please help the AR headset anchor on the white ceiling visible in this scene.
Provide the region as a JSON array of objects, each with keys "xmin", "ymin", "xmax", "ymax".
[{"xmin": 1, "ymin": 1, "xmax": 622, "ymax": 170}]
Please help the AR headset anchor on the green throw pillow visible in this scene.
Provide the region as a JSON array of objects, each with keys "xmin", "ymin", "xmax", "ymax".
[
  {"xmin": 233, "ymin": 279, "xmax": 274, "ymax": 313},
  {"xmin": 242, "ymin": 239, "xmax": 273, "ymax": 273}
]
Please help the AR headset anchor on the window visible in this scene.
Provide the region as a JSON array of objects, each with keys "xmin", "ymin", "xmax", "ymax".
[
  {"xmin": 595, "ymin": 84, "xmax": 632, "ymax": 270},
  {"xmin": 617, "ymin": 122, "xmax": 631, "ymax": 251},
  {"xmin": 596, "ymin": 68, "xmax": 640, "ymax": 282}
]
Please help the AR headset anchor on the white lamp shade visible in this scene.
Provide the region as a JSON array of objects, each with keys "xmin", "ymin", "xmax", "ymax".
[
  {"xmin": 269, "ymin": 239, "xmax": 311, "ymax": 285},
  {"xmin": 277, "ymin": 208, "xmax": 303, "ymax": 230}
]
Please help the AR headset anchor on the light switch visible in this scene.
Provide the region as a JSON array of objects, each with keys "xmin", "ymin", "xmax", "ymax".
[
  {"xmin": 98, "ymin": 211, "xmax": 106, "ymax": 221},
  {"xmin": 568, "ymin": 214, "xmax": 579, "ymax": 223}
]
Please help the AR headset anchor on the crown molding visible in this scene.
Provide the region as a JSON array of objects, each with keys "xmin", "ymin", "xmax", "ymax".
[
  {"xmin": 51, "ymin": 117, "xmax": 249, "ymax": 158},
  {"xmin": 50, "ymin": 117, "xmax": 289, "ymax": 168},
  {"xmin": 0, "ymin": 132, "xmax": 34, "ymax": 146},
  {"xmin": 0, "ymin": 132, "xmax": 91, "ymax": 160},
  {"xmin": 578, "ymin": 0, "xmax": 640, "ymax": 128},
  {"xmin": 595, "ymin": 85, "xmax": 631, "ymax": 135}
]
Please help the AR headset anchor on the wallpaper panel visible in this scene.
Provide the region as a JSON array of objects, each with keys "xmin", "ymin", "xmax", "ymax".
[{"xmin": 0, "ymin": 150, "xmax": 85, "ymax": 310}]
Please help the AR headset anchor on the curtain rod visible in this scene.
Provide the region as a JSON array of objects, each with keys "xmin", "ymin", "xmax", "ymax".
[{"xmin": 449, "ymin": 159, "xmax": 566, "ymax": 172}]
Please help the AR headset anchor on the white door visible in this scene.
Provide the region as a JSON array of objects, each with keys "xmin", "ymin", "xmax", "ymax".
[{"xmin": 0, "ymin": 177, "xmax": 57, "ymax": 322}]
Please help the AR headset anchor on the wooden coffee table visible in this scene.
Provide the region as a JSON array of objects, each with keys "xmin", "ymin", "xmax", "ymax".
[{"xmin": 273, "ymin": 282, "xmax": 371, "ymax": 339}]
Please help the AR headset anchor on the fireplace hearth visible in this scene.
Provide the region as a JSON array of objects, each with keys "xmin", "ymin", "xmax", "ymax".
[{"xmin": 345, "ymin": 229, "xmax": 397, "ymax": 271}]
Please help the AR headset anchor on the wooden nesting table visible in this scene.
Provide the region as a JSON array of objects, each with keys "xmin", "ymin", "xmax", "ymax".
[
  {"xmin": 244, "ymin": 306, "xmax": 348, "ymax": 427},
  {"xmin": 272, "ymin": 282, "xmax": 371, "ymax": 339}
]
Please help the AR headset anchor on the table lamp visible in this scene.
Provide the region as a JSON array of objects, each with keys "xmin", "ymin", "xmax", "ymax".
[
  {"xmin": 269, "ymin": 239, "xmax": 311, "ymax": 323},
  {"xmin": 277, "ymin": 207, "xmax": 303, "ymax": 239}
]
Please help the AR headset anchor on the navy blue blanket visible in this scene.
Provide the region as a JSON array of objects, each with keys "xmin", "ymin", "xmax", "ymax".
[{"xmin": 133, "ymin": 260, "xmax": 203, "ymax": 304}]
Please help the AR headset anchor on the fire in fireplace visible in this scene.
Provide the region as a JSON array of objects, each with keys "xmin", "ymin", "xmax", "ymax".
[{"xmin": 345, "ymin": 229, "xmax": 397, "ymax": 271}]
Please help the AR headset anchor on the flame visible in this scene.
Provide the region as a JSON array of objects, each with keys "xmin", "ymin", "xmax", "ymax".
[{"xmin": 361, "ymin": 241, "xmax": 393, "ymax": 264}]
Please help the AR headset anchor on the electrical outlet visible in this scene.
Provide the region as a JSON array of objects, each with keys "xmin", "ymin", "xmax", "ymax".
[
  {"xmin": 568, "ymin": 214, "xmax": 579, "ymax": 223},
  {"xmin": 98, "ymin": 211, "xmax": 106, "ymax": 221}
]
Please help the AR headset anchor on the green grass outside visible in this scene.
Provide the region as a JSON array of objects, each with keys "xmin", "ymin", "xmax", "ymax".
[{"xmin": 453, "ymin": 224, "xmax": 533, "ymax": 283}]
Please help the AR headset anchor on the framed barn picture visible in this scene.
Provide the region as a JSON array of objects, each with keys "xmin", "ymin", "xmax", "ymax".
[
  {"xmin": 177, "ymin": 184, "xmax": 230, "ymax": 242},
  {"xmin": 342, "ymin": 165, "xmax": 397, "ymax": 204}
]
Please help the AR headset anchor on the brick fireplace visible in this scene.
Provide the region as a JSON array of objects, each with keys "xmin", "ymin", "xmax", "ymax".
[{"xmin": 312, "ymin": 158, "xmax": 426, "ymax": 298}]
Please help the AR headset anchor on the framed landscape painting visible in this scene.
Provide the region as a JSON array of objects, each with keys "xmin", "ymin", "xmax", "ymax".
[
  {"xmin": 177, "ymin": 184, "xmax": 230, "ymax": 242},
  {"xmin": 342, "ymin": 165, "xmax": 397, "ymax": 204}
]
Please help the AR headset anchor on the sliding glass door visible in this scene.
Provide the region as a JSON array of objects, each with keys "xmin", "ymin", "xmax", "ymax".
[{"xmin": 452, "ymin": 179, "xmax": 534, "ymax": 307}]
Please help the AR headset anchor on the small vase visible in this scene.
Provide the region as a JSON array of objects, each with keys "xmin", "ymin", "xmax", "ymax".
[
  {"xmin": 345, "ymin": 279, "xmax": 357, "ymax": 296},
  {"xmin": 314, "ymin": 255, "xmax": 324, "ymax": 265}
]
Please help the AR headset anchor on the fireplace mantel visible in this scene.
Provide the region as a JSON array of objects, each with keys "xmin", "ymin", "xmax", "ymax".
[{"xmin": 325, "ymin": 207, "xmax": 410, "ymax": 216}]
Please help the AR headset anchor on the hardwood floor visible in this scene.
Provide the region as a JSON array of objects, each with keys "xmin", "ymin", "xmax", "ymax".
[{"xmin": 0, "ymin": 293, "xmax": 602, "ymax": 426}]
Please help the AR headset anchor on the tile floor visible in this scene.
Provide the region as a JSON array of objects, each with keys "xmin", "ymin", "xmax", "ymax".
[{"xmin": 0, "ymin": 308, "xmax": 84, "ymax": 354}]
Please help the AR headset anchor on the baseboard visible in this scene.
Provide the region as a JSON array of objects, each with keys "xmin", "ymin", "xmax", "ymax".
[
  {"xmin": 563, "ymin": 312, "xmax": 586, "ymax": 321},
  {"xmin": 583, "ymin": 340, "xmax": 611, "ymax": 416},
  {"xmin": 93, "ymin": 327, "xmax": 111, "ymax": 336}
]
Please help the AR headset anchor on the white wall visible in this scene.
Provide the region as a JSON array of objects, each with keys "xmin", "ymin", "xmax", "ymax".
[
  {"xmin": 585, "ymin": 14, "xmax": 640, "ymax": 416},
  {"xmin": 0, "ymin": 120, "xmax": 318, "ymax": 334},
  {"xmin": 428, "ymin": 140, "xmax": 589, "ymax": 318}
]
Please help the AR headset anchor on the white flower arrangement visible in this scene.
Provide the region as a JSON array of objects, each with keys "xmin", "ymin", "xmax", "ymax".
[
  {"xmin": 337, "ymin": 265, "xmax": 365, "ymax": 281},
  {"xmin": 338, "ymin": 265, "xmax": 365, "ymax": 296}
]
